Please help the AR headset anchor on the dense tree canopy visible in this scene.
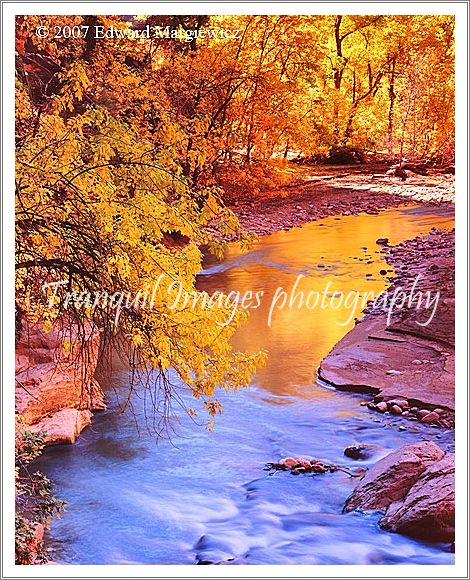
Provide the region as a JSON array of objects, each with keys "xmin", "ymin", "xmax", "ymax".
[{"xmin": 15, "ymin": 14, "xmax": 454, "ymax": 424}]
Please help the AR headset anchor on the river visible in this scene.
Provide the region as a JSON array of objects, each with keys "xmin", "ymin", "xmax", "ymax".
[{"xmin": 35, "ymin": 204, "xmax": 455, "ymax": 565}]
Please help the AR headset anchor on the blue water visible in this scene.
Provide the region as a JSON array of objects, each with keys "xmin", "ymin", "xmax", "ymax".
[{"xmin": 35, "ymin": 205, "xmax": 454, "ymax": 565}]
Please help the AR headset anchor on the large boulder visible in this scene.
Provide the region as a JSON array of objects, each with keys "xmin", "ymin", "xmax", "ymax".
[
  {"xmin": 344, "ymin": 441, "xmax": 445, "ymax": 513},
  {"xmin": 326, "ymin": 145, "xmax": 365, "ymax": 164},
  {"xmin": 27, "ymin": 408, "xmax": 93, "ymax": 445},
  {"xmin": 380, "ymin": 453, "xmax": 455, "ymax": 542}
]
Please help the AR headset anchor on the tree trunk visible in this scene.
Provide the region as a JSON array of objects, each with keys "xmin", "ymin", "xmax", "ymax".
[
  {"xmin": 245, "ymin": 142, "xmax": 253, "ymax": 166},
  {"xmin": 342, "ymin": 103, "xmax": 358, "ymax": 145},
  {"xmin": 387, "ymin": 56, "xmax": 396, "ymax": 156},
  {"xmin": 334, "ymin": 16, "xmax": 344, "ymax": 90},
  {"xmin": 83, "ymin": 16, "xmax": 98, "ymax": 62}
]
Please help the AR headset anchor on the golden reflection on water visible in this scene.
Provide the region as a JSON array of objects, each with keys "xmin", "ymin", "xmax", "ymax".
[{"xmin": 199, "ymin": 206, "xmax": 454, "ymax": 396}]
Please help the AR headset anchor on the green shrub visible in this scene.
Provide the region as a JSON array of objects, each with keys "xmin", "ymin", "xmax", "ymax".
[{"xmin": 15, "ymin": 418, "xmax": 65, "ymax": 564}]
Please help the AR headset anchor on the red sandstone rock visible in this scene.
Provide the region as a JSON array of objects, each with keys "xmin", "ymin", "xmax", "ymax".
[
  {"xmin": 15, "ymin": 320, "xmax": 104, "ymax": 445},
  {"xmin": 279, "ymin": 457, "xmax": 297, "ymax": 469},
  {"xmin": 380, "ymin": 453, "xmax": 455, "ymax": 542},
  {"xmin": 318, "ymin": 319, "xmax": 454, "ymax": 412},
  {"xmin": 343, "ymin": 441, "xmax": 445, "ymax": 513},
  {"xmin": 420, "ymin": 411, "xmax": 440, "ymax": 424},
  {"xmin": 28, "ymin": 408, "xmax": 93, "ymax": 445},
  {"xmin": 387, "ymin": 398, "xmax": 409, "ymax": 409},
  {"xmin": 318, "ymin": 230, "xmax": 455, "ymax": 417}
]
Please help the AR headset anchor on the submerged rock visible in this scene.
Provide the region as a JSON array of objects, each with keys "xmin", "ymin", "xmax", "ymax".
[
  {"xmin": 344, "ymin": 444, "xmax": 379, "ymax": 460},
  {"xmin": 376, "ymin": 237, "xmax": 389, "ymax": 245},
  {"xmin": 267, "ymin": 456, "xmax": 361, "ymax": 477}
]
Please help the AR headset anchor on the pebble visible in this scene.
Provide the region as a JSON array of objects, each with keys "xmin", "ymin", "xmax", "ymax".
[
  {"xmin": 411, "ymin": 359, "xmax": 423, "ymax": 365},
  {"xmin": 376, "ymin": 402, "xmax": 388, "ymax": 413},
  {"xmin": 279, "ymin": 457, "xmax": 297, "ymax": 469},
  {"xmin": 311, "ymin": 463, "xmax": 326, "ymax": 473},
  {"xmin": 296, "ymin": 458, "xmax": 312, "ymax": 469},
  {"xmin": 388, "ymin": 399, "xmax": 409, "ymax": 409},
  {"xmin": 391, "ymin": 405, "xmax": 403, "ymax": 415},
  {"xmin": 386, "ymin": 369, "xmax": 403, "ymax": 376},
  {"xmin": 416, "ymin": 409, "xmax": 430, "ymax": 420},
  {"xmin": 420, "ymin": 411, "xmax": 440, "ymax": 424}
]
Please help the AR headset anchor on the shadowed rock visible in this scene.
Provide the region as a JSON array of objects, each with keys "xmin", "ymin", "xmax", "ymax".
[{"xmin": 380, "ymin": 453, "xmax": 455, "ymax": 542}]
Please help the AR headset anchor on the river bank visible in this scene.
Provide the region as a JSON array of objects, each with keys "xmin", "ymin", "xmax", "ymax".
[
  {"xmin": 318, "ymin": 228, "xmax": 455, "ymax": 424},
  {"xmin": 32, "ymin": 204, "xmax": 455, "ymax": 564},
  {"xmin": 229, "ymin": 164, "xmax": 455, "ymax": 418},
  {"xmin": 229, "ymin": 166, "xmax": 455, "ymax": 546},
  {"xmin": 228, "ymin": 163, "xmax": 455, "ymax": 235},
  {"xmin": 15, "ymin": 320, "xmax": 106, "ymax": 445}
]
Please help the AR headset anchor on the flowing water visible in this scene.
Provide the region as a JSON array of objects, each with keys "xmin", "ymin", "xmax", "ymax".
[{"xmin": 36, "ymin": 205, "xmax": 455, "ymax": 565}]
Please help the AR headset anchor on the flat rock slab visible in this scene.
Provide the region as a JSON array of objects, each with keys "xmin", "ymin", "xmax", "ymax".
[
  {"xmin": 319, "ymin": 317, "xmax": 454, "ymax": 411},
  {"xmin": 318, "ymin": 229, "xmax": 454, "ymax": 412},
  {"xmin": 27, "ymin": 408, "xmax": 92, "ymax": 445}
]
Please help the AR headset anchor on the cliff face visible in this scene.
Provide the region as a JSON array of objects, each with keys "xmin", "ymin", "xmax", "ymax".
[{"xmin": 15, "ymin": 320, "xmax": 106, "ymax": 445}]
